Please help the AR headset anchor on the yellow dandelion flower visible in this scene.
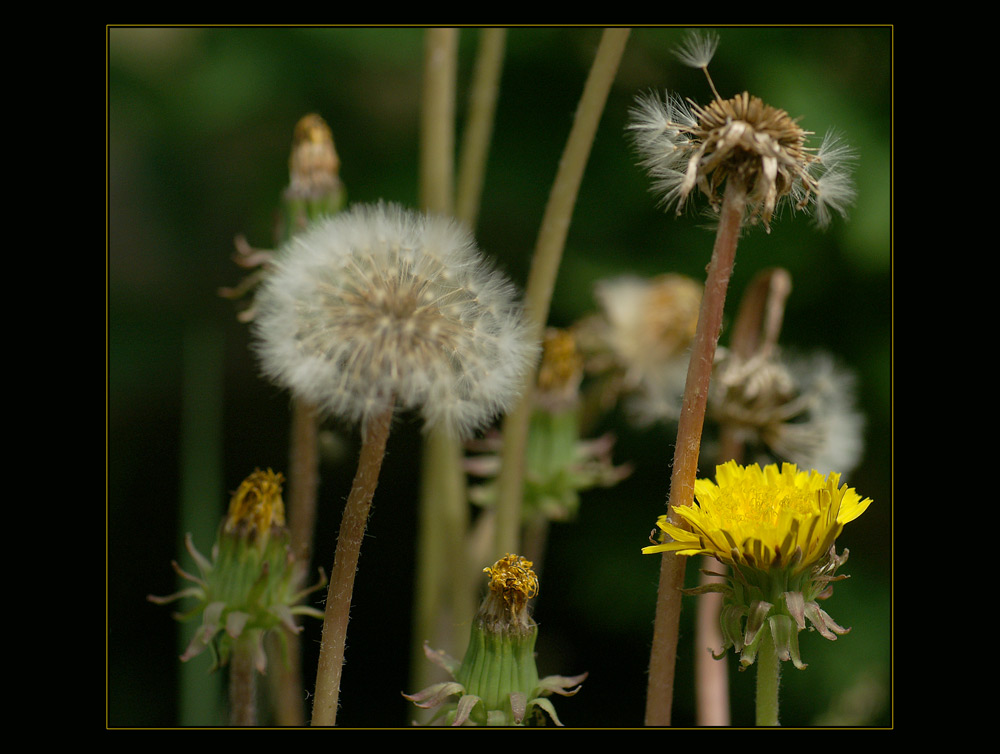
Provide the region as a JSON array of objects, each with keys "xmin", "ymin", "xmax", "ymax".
[{"xmin": 643, "ymin": 460, "xmax": 870, "ymax": 575}]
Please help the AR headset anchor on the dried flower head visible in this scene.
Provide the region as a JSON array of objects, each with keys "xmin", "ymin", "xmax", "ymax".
[
  {"xmin": 285, "ymin": 113, "xmax": 341, "ymax": 202},
  {"xmin": 711, "ymin": 350, "xmax": 865, "ymax": 476},
  {"xmin": 252, "ymin": 202, "xmax": 537, "ymax": 437},
  {"xmin": 628, "ymin": 31, "xmax": 855, "ymax": 231},
  {"xmin": 576, "ymin": 273, "xmax": 702, "ymax": 423}
]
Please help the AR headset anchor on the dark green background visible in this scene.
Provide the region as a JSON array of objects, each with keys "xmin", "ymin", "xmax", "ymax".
[{"xmin": 108, "ymin": 26, "xmax": 891, "ymax": 728}]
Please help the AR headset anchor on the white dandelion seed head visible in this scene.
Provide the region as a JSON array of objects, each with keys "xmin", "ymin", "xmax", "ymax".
[
  {"xmin": 252, "ymin": 202, "xmax": 538, "ymax": 438},
  {"xmin": 673, "ymin": 30, "xmax": 719, "ymax": 70}
]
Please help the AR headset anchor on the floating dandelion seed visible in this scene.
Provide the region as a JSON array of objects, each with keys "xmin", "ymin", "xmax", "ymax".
[
  {"xmin": 627, "ymin": 31, "xmax": 856, "ymax": 231},
  {"xmin": 252, "ymin": 202, "xmax": 537, "ymax": 437}
]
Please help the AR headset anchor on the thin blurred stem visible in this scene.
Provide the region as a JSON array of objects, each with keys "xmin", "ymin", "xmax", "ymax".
[
  {"xmin": 288, "ymin": 400, "xmax": 321, "ymax": 565},
  {"xmin": 411, "ymin": 27, "xmax": 466, "ymax": 712},
  {"xmin": 645, "ymin": 178, "xmax": 746, "ymax": 726},
  {"xmin": 494, "ymin": 27, "xmax": 630, "ymax": 557},
  {"xmin": 420, "ymin": 28, "xmax": 457, "ymax": 215},
  {"xmin": 178, "ymin": 324, "xmax": 226, "ymax": 725},
  {"xmin": 755, "ymin": 627, "xmax": 781, "ymax": 726},
  {"xmin": 229, "ymin": 637, "xmax": 258, "ymax": 726},
  {"xmin": 271, "ymin": 398, "xmax": 320, "ymax": 725},
  {"xmin": 311, "ymin": 405, "xmax": 394, "ymax": 726},
  {"xmin": 694, "ymin": 577, "xmax": 729, "ymax": 726},
  {"xmin": 455, "ymin": 28, "xmax": 506, "ymax": 229}
]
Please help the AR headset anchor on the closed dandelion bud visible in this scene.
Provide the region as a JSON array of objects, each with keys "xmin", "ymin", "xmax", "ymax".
[
  {"xmin": 148, "ymin": 469, "xmax": 325, "ymax": 673},
  {"xmin": 283, "ymin": 113, "xmax": 346, "ymax": 236},
  {"xmin": 643, "ymin": 461, "xmax": 871, "ymax": 669},
  {"xmin": 404, "ymin": 554, "xmax": 587, "ymax": 726}
]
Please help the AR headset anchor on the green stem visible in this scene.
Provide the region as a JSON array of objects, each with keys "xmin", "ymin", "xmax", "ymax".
[
  {"xmin": 455, "ymin": 28, "xmax": 506, "ymax": 230},
  {"xmin": 311, "ymin": 405, "xmax": 394, "ymax": 726},
  {"xmin": 494, "ymin": 27, "xmax": 630, "ymax": 557},
  {"xmin": 755, "ymin": 625, "xmax": 781, "ymax": 726},
  {"xmin": 410, "ymin": 27, "xmax": 468, "ymax": 718},
  {"xmin": 645, "ymin": 178, "xmax": 747, "ymax": 726},
  {"xmin": 695, "ymin": 268, "xmax": 790, "ymax": 727}
]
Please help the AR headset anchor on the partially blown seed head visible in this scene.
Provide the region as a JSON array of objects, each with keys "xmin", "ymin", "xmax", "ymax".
[
  {"xmin": 628, "ymin": 33, "xmax": 856, "ymax": 231},
  {"xmin": 252, "ymin": 202, "xmax": 538, "ymax": 437}
]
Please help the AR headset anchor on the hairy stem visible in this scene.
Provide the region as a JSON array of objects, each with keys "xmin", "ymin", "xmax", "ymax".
[
  {"xmin": 645, "ymin": 178, "xmax": 746, "ymax": 726},
  {"xmin": 494, "ymin": 27, "xmax": 630, "ymax": 557},
  {"xmin": 311, "ymin": 405, "xmax": 394, "ymax": 726}
]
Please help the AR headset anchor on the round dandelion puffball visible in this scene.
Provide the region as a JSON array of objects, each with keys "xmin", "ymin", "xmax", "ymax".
[{"xmin": 252, "ymin": 202, "xmax": 538, "ymax": 438}]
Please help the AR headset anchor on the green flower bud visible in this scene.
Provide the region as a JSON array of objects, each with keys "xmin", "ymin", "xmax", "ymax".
[
  {"xmin": 149, "ymin": 469, "xmax": 325, "ymax": 673},
  {"xmin": 404, "ymin": 554, "xmax": 587, "ymax": 726}
]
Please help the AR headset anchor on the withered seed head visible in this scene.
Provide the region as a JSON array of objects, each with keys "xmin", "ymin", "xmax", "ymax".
[{"xmin": 628, "ymin": 32, "xmax": 855, "ymax": 231}]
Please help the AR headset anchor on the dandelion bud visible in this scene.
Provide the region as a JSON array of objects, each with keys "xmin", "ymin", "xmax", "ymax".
[
  {"xmin": 283, "ymin": 113, "xmax": 346, "ymax": 233},
  {"xmin": 148, "ymin": 469, "xmax": 325, "ymax": 673},
  {"xmin": 404, "ymin": 554, "xmax": 587, "ymax": 726},
  {"xmin": 252, "ymin": 202, "xmax": 537, "ymax": 438}
]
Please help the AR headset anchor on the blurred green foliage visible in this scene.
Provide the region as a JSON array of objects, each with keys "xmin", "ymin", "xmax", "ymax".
[{"xmin": 109, "ymin": 26, "xmax": 891, "ymax": 727}]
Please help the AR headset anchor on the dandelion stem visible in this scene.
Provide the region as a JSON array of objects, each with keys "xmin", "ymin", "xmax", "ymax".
[
  {"xmin": 645, "ymin": 177, "xmax": 746, "ymax": 726},
  {"xmin": 410, "ymin": 26, "xmax": 469, "ymax": 714},
  {"xmin": 311, "ymin": 404, "xmax": 395, "ymax": 726},
  {"xmin": 755, "ymin": 626, "xmax": 781, "ymax": 726},
  {"xmin": 420, "ymin": 27, "xmax": 458, "ymax": 215},
  {"xmin": 494, "ymin": 27, "xmax": 630, "ymax": 557},
  {"xmin": 455, "ymin": 28, "xmax": 506, "ymax": 230},
  {"xmin": 695, "ymin": 268, "xmax": 789, "ymax": 727},
  {"xmin": 229, "ymin": 636, "xmax": 258, "ymax": 726},
  {"xmin": 269, "ymin": 398, "xmax": 320, "ymax": 725}
]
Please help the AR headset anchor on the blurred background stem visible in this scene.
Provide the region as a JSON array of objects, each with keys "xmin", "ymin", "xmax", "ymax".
[
  {"xmin": 177, "ymin": 323, "xmax": 226, "ymax": 725},
  {"xmin": 493, "ymin": 27, "xmax": 630, "ymax": 558},
  {"xmin": 411, "ymin": 27, "xmax": 466, "ymax": 719}
]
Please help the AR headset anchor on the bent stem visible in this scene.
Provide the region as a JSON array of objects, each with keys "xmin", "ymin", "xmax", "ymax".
[
  {"xmin": 311, "ymin": 404, "xmax": 395, "ymax": 726},
  {"xmin": 493, "ymin": 27, "xmax": 630, "ymax": 557},
  {"xmin": 645, "ymin": 178, "xmax": 747, "ymax": 726}
]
